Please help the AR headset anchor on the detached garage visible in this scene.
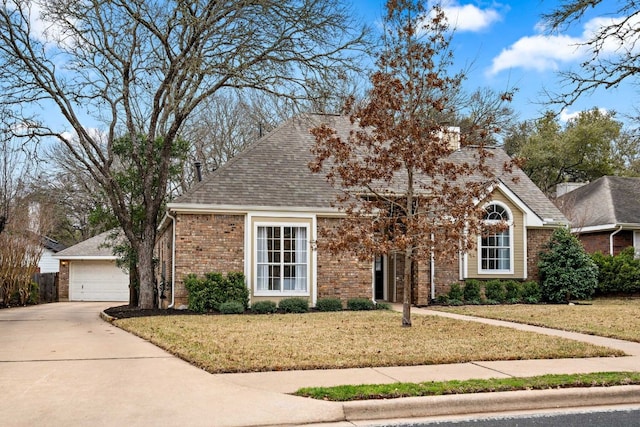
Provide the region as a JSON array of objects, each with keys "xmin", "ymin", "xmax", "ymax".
[{"xmin": 54, "ymin": 231, "xmax": 130, "ymax": 302}]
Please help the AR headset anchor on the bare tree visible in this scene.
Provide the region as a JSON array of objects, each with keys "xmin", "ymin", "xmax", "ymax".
[
  {"xmin": 0, "ymin": 0, "xmax": 369, "ymax": 308},
  {"xmin": 542, "ymin": 1, "xmax": 640, "ymax": 108},
  {"xmin": 311, "ymin": 1, "xmax": 511, "ymax": 326}
]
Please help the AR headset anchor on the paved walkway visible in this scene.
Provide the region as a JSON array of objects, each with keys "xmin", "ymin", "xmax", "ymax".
[{"xmin": 1, "ymin": 302, "xmax": 639, "ymax": 426}]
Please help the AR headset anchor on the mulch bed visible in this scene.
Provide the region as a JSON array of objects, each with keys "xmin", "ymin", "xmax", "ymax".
[{"xmin": 103, "ymin": 305, "xmax": 199, "ymax": 319}]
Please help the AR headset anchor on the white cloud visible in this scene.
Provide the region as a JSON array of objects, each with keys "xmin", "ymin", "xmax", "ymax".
[
  {"xmin": 559, "ymin": 107, "xmax": 609, "ymax": 123},
  {"xmin": 488, "ymin": 14, "xmax": 640, "ymax": 76},
  {"xmin": 439, "ymin": 1, "xmax": 502, "ymax": 32}
]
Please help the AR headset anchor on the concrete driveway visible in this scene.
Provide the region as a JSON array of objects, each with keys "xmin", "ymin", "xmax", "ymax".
[{"xmin": 0, "ymin": 302, "xmax": 340, "ymax": 427}]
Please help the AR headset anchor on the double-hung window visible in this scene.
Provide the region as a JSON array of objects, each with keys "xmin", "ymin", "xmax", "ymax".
[
  {"xmin": 256, "ymin": 225, "xmax": 308, "ymax": 294},
  {"xmin": 480, "ymin": 203, "xmax": 512, "ymax": 273}
]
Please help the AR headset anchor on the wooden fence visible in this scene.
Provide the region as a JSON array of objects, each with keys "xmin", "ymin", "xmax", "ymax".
[{"xmin": 32, "ymin": 272, "xmax": 58, "ymax": 303}]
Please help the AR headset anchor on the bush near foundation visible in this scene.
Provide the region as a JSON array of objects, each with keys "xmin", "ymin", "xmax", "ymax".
[
  {"xmin": 347, "ymin": 298, "xmax": 375, "ymax": 310},
  {"xmin": 251, "ymin": 300, "xmax": 278, "ymax": 314},
  {"xmin": 278, "ymin": 297, "xmax": 309, "ymax": 313},
  {"xmin": 184, "ymin": 271, "xmax": 249, "ymax": 313},
  {"xmin": 591, "ymin": 247, "xmax": 640, "ymax": 295},
  {"xmin": 316, "ymin": 297, "xmax": 343, "ymax": 312}
]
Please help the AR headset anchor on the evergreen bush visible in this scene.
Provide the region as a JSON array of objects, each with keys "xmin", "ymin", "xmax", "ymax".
[
  {"xmin": 521, "ymin": 281, "xmax": 541, "ymax": 303},
  {"xmin": 316, "ymin": 297, "xmax": 343, "ymax": 312},
  {"xmin": 251, "ymin": 300, "xmax": 278, "ymax": 314},
  {"xmin": 347, "ymin": 297, "xmax": 375, "ymax": 310},
  {"xmin": 591, "ymin": 248, "xmax": 640, "ymax": 295},
  {"xmin": 184, "ymin": 272, "xmax": 249, "ymax": 313},
  {"xmin": 484, "ymin": 280, "xmax": 506, "ymax": 303},
  {"xmin": 504, "ymin": 280, "xmax": 522, "ymax": 303},
  {"xmin": 278, "ymin": 297, "xmax": 309, "ymax": 313},
  {"xmin": 538, "ymin": 228, "xmax": 598, "ymax": 303},
  {"xmin": 463, "ymin": 279, "xmax": 482, "ymax": 303},
  {"xmin": 447, "ymin": 283, "xmax": 463, "ymax": 301},
  {"xmin": 219, "ymin": 301, "xmax": 245, "ymax": 314}
]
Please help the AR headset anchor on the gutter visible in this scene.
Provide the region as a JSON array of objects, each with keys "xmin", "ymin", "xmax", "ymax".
[
  {"xmin": 610, "ymin": 225, "xmax": 624, "ymax": 256},
  {"xmin": 430, "ymin": 233, "xmax": 435, "ymax": 301}
]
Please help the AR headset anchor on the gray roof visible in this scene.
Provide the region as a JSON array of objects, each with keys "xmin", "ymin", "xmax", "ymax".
[
  {"xmin": 54, "ymin": 230, "xmax": 123, "ymax": 259},
  {"xmin": 171, "ymin": 114, "xmax": 565, "ymax": 224},
  {"xmin": 42, "ymin": 236, "xmax": 66, "ymax": 253},
  {"xmin": 556, "ymin": 176, "xmax": 640, "ymax": 227}
]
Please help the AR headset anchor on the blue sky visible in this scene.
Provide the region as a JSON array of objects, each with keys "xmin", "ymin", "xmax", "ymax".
[{"xmin": 351, "ymin": 0, "xmax": 635, "ymax": 125}]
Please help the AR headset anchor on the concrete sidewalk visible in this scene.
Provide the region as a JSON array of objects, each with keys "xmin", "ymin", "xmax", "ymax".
[{"xmin": 2, "ymin": 302, "xmax": 640, "ymax": 427}]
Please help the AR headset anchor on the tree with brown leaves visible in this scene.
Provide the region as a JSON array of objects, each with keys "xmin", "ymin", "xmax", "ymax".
[{"xmin": 311, "ymin": 0, "xmax": 511, "ymax": 326}]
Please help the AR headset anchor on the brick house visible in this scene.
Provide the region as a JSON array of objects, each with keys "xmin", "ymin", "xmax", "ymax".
[
  {"xmin": 556, "ymin": 176, "xmax": 640, "ymax": 257},
  {"xmin": 156, "ymin": 114, "xmax": 567, "ymax": 308}
]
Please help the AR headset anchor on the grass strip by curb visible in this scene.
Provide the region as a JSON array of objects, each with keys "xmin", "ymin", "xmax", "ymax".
[{"xmin": 294, "ymin": 372, "xmax": 640, "ymax": 401}]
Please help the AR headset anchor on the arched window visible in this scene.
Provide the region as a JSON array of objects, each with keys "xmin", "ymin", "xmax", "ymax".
[{"xmin": 480, "ymin": 203, "xmax": 512, "ymax": 272}]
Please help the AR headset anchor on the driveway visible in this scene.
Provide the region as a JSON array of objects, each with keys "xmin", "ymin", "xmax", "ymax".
[{"xmin": 0, "ymin": 303, "xmax": 340, "ymax": 427}]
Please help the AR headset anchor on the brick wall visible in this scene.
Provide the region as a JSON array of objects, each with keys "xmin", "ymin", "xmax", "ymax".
[
  {"xmin": 316, "ymin": 217, "xmax": 372, "ymax": 302},
  {"xmin": 578, "ymin": 230, "xmax": 633, "ymax": 256},
  {"xmin": 172, "ymin": 213, "xmax": 245, "ymax": 307},
  {"xmin": 526, "ymin": 228, "xmax": 555, "ymax": 283},
  {"xmin": 58, "ymin": 261, "xmax": 69, "ymax": 301}
]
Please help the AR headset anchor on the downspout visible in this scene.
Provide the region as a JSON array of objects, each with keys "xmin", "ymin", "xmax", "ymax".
[
  {"xmin": 610, "ymin": 225, "xmax": 623, "ymax": 256},
  {"xmin": 167, "ymin": 212, "xmax": 177, "ymax": 308},
  {"xmin": 430, "ymin": 233, "xmax": 435, "ymax": 301}
]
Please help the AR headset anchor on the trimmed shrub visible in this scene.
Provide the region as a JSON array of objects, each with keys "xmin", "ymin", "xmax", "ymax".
[
  {"xmin": 463, "ymin": 279, "xmax": 482, "ymax": 303},
  {"xmin": 316, "ymin": 297, "xmax": 343, "ymax": 312},
  {"xmin": 521, "ymin": 281, "xmax": 541, "ymax": 304},
  {"xmin": 278, "ymin": 298, "xmax": 309, "ymax": 313},
  {"xmin": 448, "ymin": 283, "xmax": 463, "ymax": 301},
  {"xmin": 251, "ymin": 300, "xmax": 278, "ymax": 314},
  {"xmin": 484, "ymin": 280, "xmax": 506, "ymax": 303},
  {"xmin": 504, "ymin": 280, "xmax": 522, "ymax": 303},
  {"xmin": 538, "ymin": 228, "xmax": 598, "ymax": 303},
  {"xmin": 591, "ymin": 248, "xmax": 640, "ymax": 295},
  {"xmin": 184, "ymin": 272, "xmax": 250, "ymax": 313},
  {"xmin": 435, "ymin": 294, "xmax": 449, "ymax": 305},
  {"xmin": 347, "ymin": 298, "xmax": 375, "ymax": 311},
  {"xmin": 375, "ymin": 302, "xmax": 391, "ymax": 310},
  {"xmin": 219, "ymin": 301, "xmax": 245, "ymax": 314}
]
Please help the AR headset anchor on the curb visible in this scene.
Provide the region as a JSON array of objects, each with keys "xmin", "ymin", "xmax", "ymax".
[
  {"xmin": 99, "ymin": 311, "xmax": 116, "ymax": 323},
  {"xmin": 341, "ymin": 385, "xmax": 640, "ymax": 421}
]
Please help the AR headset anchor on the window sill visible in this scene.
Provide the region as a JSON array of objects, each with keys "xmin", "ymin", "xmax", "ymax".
[{"xmin": 254, "ymin": 291, "xmax": 310, "ymax": 297}]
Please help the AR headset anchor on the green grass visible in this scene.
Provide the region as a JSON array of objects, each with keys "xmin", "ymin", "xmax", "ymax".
[{"xmin": 294, "ymin": 372, "xmax": 640, "ymax": 401}]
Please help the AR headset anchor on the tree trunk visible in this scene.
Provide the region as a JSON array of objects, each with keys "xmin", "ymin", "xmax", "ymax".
[
  {"xmin": 137, "ymin": 227, "xmax": 157, "ymax": 309},
  {"xmin": 402, "ymin": 248, "xmax": 412, "ymax": 327},
  {"xmin": 128, "ymin": 257, "xmax": 139, "ymax": 307}
]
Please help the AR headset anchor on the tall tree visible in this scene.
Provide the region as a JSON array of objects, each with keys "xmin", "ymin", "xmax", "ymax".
[
  {"xmin": 507, "ymin": 109, "xmax": 622, "ymax": 195},
  {"xmin": 542, "ymin": 1, "xmax": 640, "ymax": 108},
  {"xmin": 0, "ymin": 0, "xmax": 368, "ymax": 308},
  {"xmin": 311, "ymin": 1, "xmax": 511, "ymax": 326}
]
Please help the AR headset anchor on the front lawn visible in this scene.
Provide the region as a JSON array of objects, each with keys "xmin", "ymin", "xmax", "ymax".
[
  {"xmin": 114, "ymin": 310, "xmax": 622, "ymax": 374},
  {"xmin": 432, "ymin": 298, "xmax": 640, "ymax": 342}
]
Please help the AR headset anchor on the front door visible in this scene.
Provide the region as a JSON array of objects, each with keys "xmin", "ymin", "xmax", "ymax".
[{"xmin": 374, "ymin": 255, "xmax": 384, "ymax": 300}]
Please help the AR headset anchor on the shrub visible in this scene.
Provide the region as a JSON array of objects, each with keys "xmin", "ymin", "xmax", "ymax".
[
  {"xmin": 538, "ymin": 228, "xmax": 598, "ymax": 303},
  {"xmin": 316, "ymin": 297, "xmax": 343, "ymax": 312},
  {"xmin": 375, "ymin": 302, "xmax": 391, "ymax": 310},
  {"xmin": 447, "ymin": 283, "xmax": 463, "ymax": 301},
  {"xmin": 521, "ymin": 281, "xmax": 541, "ymax": 304},
  {"xmin": 591, "ymin": 248, "xmax": 640, "ymax": 295},
  {"xmin": 184, "ymin": 272, "xmax": 250, "ymax": 313},
  {"xmin": 219, "ymin": 301, "xmax": 245, "ymax": 314},
  {"xmin": 278, "ymin": 298, "xmax": 309, "ymax": 313},
  {"xmin": 251, "ymin": 300, "xmax": 278, "ymax": 314},
  {"xmin": 484, "ymin": 280, "xmax": 506, "ymax": 303},
  {"xmin": 347, "ymin": 298, "xmax": 375, "ymax": 311},
  {"xmin": 463, "ymin": 279, "xmax": 482, "ymax": 303},
  {"xmin": 435, "ymin": 294, "xmax": 449, "ymax": 305},
  {"xmin": 504, "ymin": 280, "xmax": 522, "ymax": 303}
]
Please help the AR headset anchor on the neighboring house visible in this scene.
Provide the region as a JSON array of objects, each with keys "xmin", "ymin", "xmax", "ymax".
[
  {"xmin": 54, "ymin": 231, "xmax": 130, "ymax": 302},
  {"xmin": 156, "ymin": 114, "xmax": 567, "ymax": 308},
  {"xmin": 38, "ymin": 236, "xmax": 67, "ymax": 273},
  {"xmin": 556, "ymin": 176, "xmax": 640, "ymax": 257}
]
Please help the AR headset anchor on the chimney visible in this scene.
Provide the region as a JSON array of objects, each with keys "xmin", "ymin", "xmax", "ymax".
[{"xmin": 194, "ymin": 161, "xmax": 202, "ymax": 182}]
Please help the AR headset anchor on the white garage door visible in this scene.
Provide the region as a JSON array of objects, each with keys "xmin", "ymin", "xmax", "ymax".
[{"xmin": 69, "ymin": 260, "xmax": 129, "ymax": 301}]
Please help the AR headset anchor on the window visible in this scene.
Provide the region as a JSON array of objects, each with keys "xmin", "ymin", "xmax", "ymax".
[
  {"xmin": 480, "ymin": 203, "xmax": 512, "ymax": 272},
  {"xmin": 256, "ymin": 225, "xmax": 308, "ymax": 293}
]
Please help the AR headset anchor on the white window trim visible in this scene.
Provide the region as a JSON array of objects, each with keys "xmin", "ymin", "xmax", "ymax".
[
  {"xmin": 478, "ymin": 201, "xmax": 515, "ymax": 275},
  {"xmin": 253, "ymin": 221, "xmax": 311, "ymax": 297}
]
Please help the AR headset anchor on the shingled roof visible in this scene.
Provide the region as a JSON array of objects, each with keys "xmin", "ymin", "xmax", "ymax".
[
  {"xmin": 556, "ymin": 176, "xmax": 640, "ymax": 228},
  {"xmin": 169, "ymin": 114, "xmax": 565, "ymax": 224},
  {"xmin": 54, "ymin": 230, "xmax": 124, "ymax": 259}
]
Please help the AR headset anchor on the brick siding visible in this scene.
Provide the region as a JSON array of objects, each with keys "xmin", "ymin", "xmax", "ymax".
[
  {"xmin": 578, "ymin": 230, "xmax": 634, "ymax": 256},
  {"xmin": 526, "ymin": 228, "xmax": 554, "ymax": 283},
  {"xmin": 58, "ymin": 262, "xmax": 69, "ymax": 301}
]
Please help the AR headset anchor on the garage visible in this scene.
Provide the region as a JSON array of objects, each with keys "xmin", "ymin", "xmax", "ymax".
[
  {"xmin": 54, "ymin": 230, "xmax": 130, "ymax": 302},
  {"xmin": 69, "ymin": 260, "xmax": 129, "ymax": 301}
]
